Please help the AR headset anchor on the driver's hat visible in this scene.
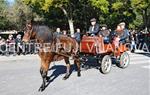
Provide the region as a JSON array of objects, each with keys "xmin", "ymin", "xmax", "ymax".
[
  {"xmin": 119, "ymin": 22, "xmax": 125, "ymax": 26},
  {"xmin": 90, "ymin": 18, "xmax": 96, "ymax": 22}
]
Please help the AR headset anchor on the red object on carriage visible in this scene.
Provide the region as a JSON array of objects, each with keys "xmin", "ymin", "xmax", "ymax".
[{"xmin": 79, "ymin": 35, "xmax": 130, "ymax": 74}]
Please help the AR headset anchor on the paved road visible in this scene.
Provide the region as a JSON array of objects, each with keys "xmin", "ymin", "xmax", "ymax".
[{"xmin": 0, "ymin": 51, "xmax": 149, "ymax": 95}]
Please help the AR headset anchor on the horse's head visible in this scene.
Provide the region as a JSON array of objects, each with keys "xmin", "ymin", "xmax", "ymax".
[{"xmin": 22, "ymin": 25, "xmax": 36, "ymax": 43}]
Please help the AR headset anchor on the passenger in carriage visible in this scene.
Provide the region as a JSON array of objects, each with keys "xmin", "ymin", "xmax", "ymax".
[
  {"xmin": 87, "ymin": 18, "xmax": 100, "ymax": 36},
  {"xmin": 99, "ymin": 25, "xmax": 111, "ymax": 44},
  {"xmin": 113, "ymin": 22, "xmax": 130, "ymax": 44},
  {"xmin": 113, "ymin": 34, "xmax": 120, "ymax": 49}
]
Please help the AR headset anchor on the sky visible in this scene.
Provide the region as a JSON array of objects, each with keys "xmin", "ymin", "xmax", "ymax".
[
  {"xmin": 7, "ymin": 0, "xmax": 14, "ymax": 5},
  {"xmin": 7, "ymin": 0, "xmax": 14, "ymax": 4},
  {"xmin": 7, "ymin": 0, "xmax": 14, "ymax": 3}
]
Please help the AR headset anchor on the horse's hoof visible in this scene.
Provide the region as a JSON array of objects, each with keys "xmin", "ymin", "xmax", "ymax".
[
  {"xmin": 38, "ymin": 86, "xmax": 45, "ymax": 92},
  {"xmin": 77, "ymin": 73, "xmax": 81, "ymax": 77},
  {"xmin": 38, "ymin": 87, "xmax": 44, "ymax": 92},
  {"xmin": 63, "ymin": 75, "xmax": 69, "ymax": 80},
  {"xmin": 46, "ymin": 77, "xmax": 50, "ymax": 82}
]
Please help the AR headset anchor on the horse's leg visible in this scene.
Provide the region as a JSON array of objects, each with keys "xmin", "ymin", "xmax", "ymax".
[
  {"xmin": 74, "ymin": 58, "xmax": 81, "ymax": 77},
  {"xmin": 39, "ymin": 66, "xmax": 47, "ymax": 92},
  {"xmin": 63, "ymin": 57, "xmax": 71, "ymax": 80},
  {"xmin": 38, "ymin": 53, "xmax": 53, "ymax": 92}
]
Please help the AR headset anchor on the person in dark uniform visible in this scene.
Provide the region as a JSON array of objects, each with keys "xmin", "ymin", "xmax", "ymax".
[
  {"xmin": 87, "ymin": 18, "xmax": 100, "ymax": 36},
  {"xmin": 15, "ymin": 34, "xmax": 23, "ymax": 55},
  {"xmin": 54, "ymin": 28, "xmax": 62, "ymax": 38},
  {"xmin": 0, "ymin": 36, "xmax": 6, "ymax": 55},
  {"xmin": 74, "ymin": 28, "xmax": 81, "ymax": 43}
]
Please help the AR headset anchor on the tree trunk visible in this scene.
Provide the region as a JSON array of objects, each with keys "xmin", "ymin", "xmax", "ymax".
[
  {"xmin": 60, "ymin": 6, "xmax": 74, "ymax": 36},
  {"xmin": 142, "ymin": 6, "xmax": 149, "ymax": 30},
  {"xmin": 68, "ymin": 19, "xmax": 74, "ymax": 36}
]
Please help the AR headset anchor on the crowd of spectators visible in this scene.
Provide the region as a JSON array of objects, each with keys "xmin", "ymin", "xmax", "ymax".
[
  {"xmin": 129, "ymin": 29, "xmax": 150, "ymax": 52},
  {"xmin": 0, "ymin": 28, "xmax": 149, "ymax": 56},
  {"xmin": 0, "ymin": 34, "xmax": 36, "ymax": 56}
]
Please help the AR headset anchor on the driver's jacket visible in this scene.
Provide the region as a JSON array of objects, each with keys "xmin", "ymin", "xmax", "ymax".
[{"xmin": 88, "ymin": 24, "xmax": 100, "ymax": 35}]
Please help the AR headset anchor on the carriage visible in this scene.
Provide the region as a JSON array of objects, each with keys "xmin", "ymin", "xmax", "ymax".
[
  {"xmin": 79, "ymin": 32, "xmax": 130, "ymax": 74},
  {"xmin": 22, "ymin": 23, "xmax": 131, "ymax": 91}
]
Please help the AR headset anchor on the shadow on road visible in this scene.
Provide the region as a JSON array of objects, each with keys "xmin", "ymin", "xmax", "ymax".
[
  {"xmin": 135, "ymin": 52, "xmax": 150, "ymax": 57},
  {"xmin": 43, "ymin": 57, "xmax": 119, "ymax": 91},
  {"xmin": 44, "ymin": 64, "xmax": 76, "ymax": 90}
]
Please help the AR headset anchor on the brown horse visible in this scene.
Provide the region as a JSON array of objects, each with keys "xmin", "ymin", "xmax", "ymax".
[{"xmin": 22, "ymin": 25, "xmax": 81, "ymax": 92}]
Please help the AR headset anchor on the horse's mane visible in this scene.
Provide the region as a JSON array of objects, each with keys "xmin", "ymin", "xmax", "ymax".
[
  {"xmin": 32, "ymin": 25, "xmax": 55, "ymax": 43},
  {"xmin": 32, "ymin": 25, "xmax": 54, "ymax": 33}
]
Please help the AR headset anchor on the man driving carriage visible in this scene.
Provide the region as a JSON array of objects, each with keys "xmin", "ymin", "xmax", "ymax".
[{"xmin": 87, "ymin": 18, "xmax": 100, "ymax": 36}]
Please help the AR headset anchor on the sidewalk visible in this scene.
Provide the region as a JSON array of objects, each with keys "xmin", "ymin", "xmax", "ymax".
[
  {"xmin": 0, "ymin": 50, "xmax": 149, "ymax": 62},
  {"xmin": 0, "ymin": 54, "xmax": 38, "ymax": 62}
]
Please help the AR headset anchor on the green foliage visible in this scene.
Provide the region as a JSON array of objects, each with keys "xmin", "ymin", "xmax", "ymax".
[
  {"xmin": 129, "ymin": 11, "xmax": 143, "ymax": 29},
  {"xmin": 131, "ymin": 0, "xmax": 150, "ymax": 29},
  {"xmin": 0, "ymin": 0, "xmax": 33, "ymax": 30},
  {"xmin": 131, "ymin": 0, "xmax": 148, "ymax": 11},
  {"xmin": 9, "ymin": 0, "xmax": 33, "ymax": 30},
  {"xmin": 23, "ymin": 0, "xmax": 101, "ymax": 30},
  {"xmin": 0, "ymin": 0, "xmax": 149, "ymax": 30},
  {"xmin": 90, "ymin": 0, "xmax": 109, "ymax": 14},
  {"xmin": 23, "ymin": 0, "xmax": 69, "ymax": 12},
  {"xmin": 0, "ymin": 0, "xmax": 8, "ymax": 30},
  {"xmin": 112, "ymin": 2, "xmax": 123, "ymax": 11}
]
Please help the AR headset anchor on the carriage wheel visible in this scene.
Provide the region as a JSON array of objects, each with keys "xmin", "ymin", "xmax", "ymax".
[
  {"xmin": 118, "ymin": 52, "xmax": 130, "ymax": 69},
  {"xmin": 100, "ymin": 55, "xmax": 112, "ymax": 74}
]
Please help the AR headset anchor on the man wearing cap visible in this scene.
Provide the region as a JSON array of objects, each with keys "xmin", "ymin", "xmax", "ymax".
[
  {"xmin": 87, "ymin": 18, "xmax": 100, "ymax": 36},
  {"xmin": 119, "ymin": 22, "xmax": 130, "ymax": 43},
  {"xmin": 113, "ymin": 22, "xmax": 130, "ymax": 43},
  {"xmin": 99, "ymin": 25, "xmax": 111, "ymax": 43}
]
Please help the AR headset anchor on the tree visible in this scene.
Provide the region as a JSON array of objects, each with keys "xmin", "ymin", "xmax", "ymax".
[
  {"xmin": 23, "ymin": 0, "xmax": 76, "ymax": 35},
  {"xmin": 22, "ymin": 0, "xmax": 149, "ymax": 31},
  {"xmin": 90, "ymin": 0, "xmax": 136, "ymax": 29},
  {"xmin": 6, "ymin": 0, "xmax": 33, "ymax": 30},
  {"xmin": 0, "ymin": 0, "xmax": 33, "ymax": 30},
  {"xmin": 23, "ymin": 0, "xmax": 104, "ymax": 33},
  {"xmin": 131, "ymin": 0, "xmax": 150, "ymax": 29},
  {"xmin": 90, "ymin": 0, "xmax": 109, "ymax": 14},
  {"xmin": 0, "ymin": 0, "xmax": 8, "ymax": 30}
]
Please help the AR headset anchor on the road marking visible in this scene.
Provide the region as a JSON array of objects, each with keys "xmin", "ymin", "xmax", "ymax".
[{"xmin": 142, "ymin": 66, "xmax": 150, "ymax": 69}]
